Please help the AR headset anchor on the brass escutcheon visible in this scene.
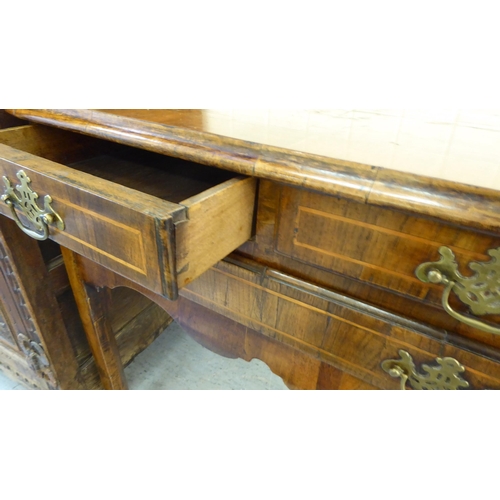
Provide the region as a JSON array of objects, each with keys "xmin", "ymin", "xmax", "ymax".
[
  {"xmin": 415, "ymin": 246, "xmax": 500, "ymax": 335},
  {"xmin": 1, "ymin": 170, "xmax": 64, "ymax": 241},
  {"xmin": 381, "ymin": 350, "xmax": 469, "ymax": 390}
]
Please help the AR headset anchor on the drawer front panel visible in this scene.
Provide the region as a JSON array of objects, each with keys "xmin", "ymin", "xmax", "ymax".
[
  {"xmin": 181, "ymin": 256, "xmax": 500, "ymax": 389},
  {"xmin": 276, "ymin": 186, "xmax": 500, "ymax": 305},
  {"xmin": 268, "ymin": 185, "xmax": 500, "ymax": 344},
  {"xmin": 41, "ymin": 190, "xmax": 158, "ymax": 281},
  {"xmin": 0, "ymin": 145, "xmax": 173, "ymax": 296}
]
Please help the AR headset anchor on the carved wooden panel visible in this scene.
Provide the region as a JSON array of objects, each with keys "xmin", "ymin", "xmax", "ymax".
[
  {"xmin": 0, "ymin": 302, "xmax": 14, "ymax": 345},
  {"xmin": 0, "ymin": 231, "xmax": 57, "ymax": 387}
]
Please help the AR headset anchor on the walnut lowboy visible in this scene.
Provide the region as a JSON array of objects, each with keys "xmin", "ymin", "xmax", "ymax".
[
  {"xmin": 0, "ymin": 125, "xmax": 256, "ymax": 300},
  {"xmin": 3, "ymin": 109, "xmax": 500, "ymax": 390}
]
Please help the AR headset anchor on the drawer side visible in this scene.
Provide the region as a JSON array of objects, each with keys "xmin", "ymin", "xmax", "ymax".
[{"xmin": 176, "ymin": 177, "xmax": 257, "ymax": 288}]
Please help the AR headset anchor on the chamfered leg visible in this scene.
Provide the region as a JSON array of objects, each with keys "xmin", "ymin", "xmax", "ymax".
[{"xmin": 61, "ymin": 247, "xmax": 128, "ymax": 390}]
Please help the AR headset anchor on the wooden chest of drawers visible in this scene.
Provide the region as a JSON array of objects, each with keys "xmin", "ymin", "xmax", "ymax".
[{"xmin": 2, "ymin": 109, "xmax": 500, "ymax": 390}]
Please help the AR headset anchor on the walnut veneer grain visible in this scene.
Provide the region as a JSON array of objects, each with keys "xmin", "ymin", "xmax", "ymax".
[
  {"xmin": 8, "ymin": 109, "xmax": 500, "ymax": 232},
  {"xmin": 3, "ymin": 109, "xmax": 500, "ymax": 390}
]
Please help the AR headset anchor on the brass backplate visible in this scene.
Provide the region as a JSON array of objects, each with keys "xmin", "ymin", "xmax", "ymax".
[
  {"xmin": 381, "ymin": 350, "xmax": 469, "ymax": 390},
  {"xmin": 415, "ymin": 246, "xmax": 500, "ymax": 316},
  {"xmin": 1, "ymin": 170, "xmax": 64, "ymax": 239}
]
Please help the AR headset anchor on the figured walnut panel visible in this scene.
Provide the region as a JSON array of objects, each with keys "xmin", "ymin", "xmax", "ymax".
[
  {"xmin": 237, "ymin": 181, "xmax": 500, "ymax": 350},
  {"xmin": 180, "ymin": 256, "xmax": 500, "ymax": 390},
  {"xmin": 276, "ymin": 186, "xmax": 500, "ymax": 304}
]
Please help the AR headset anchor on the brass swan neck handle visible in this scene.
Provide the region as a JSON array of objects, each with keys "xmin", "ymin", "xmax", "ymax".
[
  {"xmin": 416, "ymin": 246, "xmax": 500, "ymax": 336},
  {"xmin": 381, "ymin": 350, "xmax": 469, "ymax": 390},
  {"xmin": 1, "ymin": 170, "xmax": 64, "ymax": 241}
]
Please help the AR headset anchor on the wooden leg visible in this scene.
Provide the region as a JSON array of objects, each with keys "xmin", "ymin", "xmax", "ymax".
[
  {"xmin": 61, "ymin": 247, "xmax": 128, "ymax": 390},
  {"xmin": 59, "ymin": 250, "xmax": 378, "ymax": 390}
]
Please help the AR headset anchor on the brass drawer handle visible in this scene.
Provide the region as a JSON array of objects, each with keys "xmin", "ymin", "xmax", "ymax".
[
  {"xmin": 1, "ymin": 170, "xmax": 64, "ymax": 241},
  {"xmin": 415, "ymin": 246, "xmax": 500, "ymax": 336},
  {"xmin": 381, "ymin": 350, "xmax": 469, "ymax": 390}
]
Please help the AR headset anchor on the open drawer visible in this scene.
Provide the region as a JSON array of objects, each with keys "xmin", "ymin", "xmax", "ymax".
[{"xmin": 0, "ymin": 125, "xmax": 257, "ymax": 299}]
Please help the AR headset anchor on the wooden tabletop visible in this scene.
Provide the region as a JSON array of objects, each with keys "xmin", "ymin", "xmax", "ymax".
[
  {"xmin": 103, "ymin": 109, "xmax": 500, "ymax": 191},
  {"xmin": 7, "ymin": 109, "xmax": 500, "ymax": 233}
]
